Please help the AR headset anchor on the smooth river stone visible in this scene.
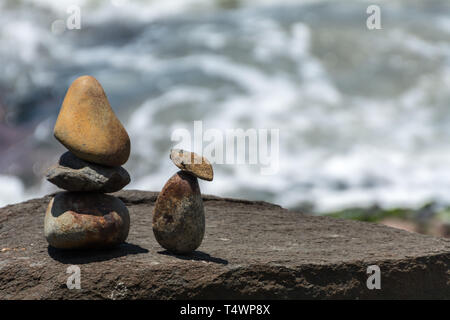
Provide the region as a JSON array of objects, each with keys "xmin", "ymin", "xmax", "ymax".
[
  {"xmin": 44, "ymin": 192, "xmax": 130, "ymax": 249},
  {"xmin": 46, "ymin": 151, "xmax": 130, "ymax": 193},
  {"xmin": 54, "ymin": 75, "xmax": 130, "ymax": 167},
  {"xmin": 153, "ymin": 171, "xmax": 205, "ymax": 254},
  {"xmin": 169, "ymin": 149, "xmax": 213, "ymax": 181}
]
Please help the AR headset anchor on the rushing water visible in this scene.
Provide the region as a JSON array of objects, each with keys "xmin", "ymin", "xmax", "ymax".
[{"xmin": 1, "ymin": 0, "xmax": 450, "ymax": 212}]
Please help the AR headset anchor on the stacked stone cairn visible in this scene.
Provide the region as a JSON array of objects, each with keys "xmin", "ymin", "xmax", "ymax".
[
  {"xmin": 153, "ymin": 149, "xmax": 213, "ymax": 255},
  {"xmin": 44, "ymin": 75, "xmax": 131, "ymax": 249}
]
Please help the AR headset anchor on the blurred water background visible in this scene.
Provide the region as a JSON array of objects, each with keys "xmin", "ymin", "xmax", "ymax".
[{"xmin": 1, "ymin": 0, "xmax": 450, "ymax": 231}]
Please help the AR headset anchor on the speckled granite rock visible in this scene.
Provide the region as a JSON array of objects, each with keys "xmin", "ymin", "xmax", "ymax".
[
  {"xmin": 170, "ymin": 149, "xmax": 213, "ymax": 181},
  {"xmin": 153, "ymin": 171, "xmax": 205, "ymax": 254},
  {"xmin": 0, "ymin": 190, "xmax": 449, "ymax": 299}
]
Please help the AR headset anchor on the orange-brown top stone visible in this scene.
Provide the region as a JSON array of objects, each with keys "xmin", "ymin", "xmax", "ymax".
[
  {"xmin": 169, "ymin": 149, "xmax": 213, "ymax": 181},
  {"xmin": 54, "ymin": 75, "xmax": 130, "ymax": 167}
]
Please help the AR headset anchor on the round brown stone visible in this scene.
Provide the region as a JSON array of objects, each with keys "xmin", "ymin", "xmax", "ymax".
[
  {"xmin": 153, "ymin": 171, "xmax": 205, "ymax": 254},
  {"xmin": 170, "ymin": 149, "xmax": 213, "ymax": 181},
  {"xmin": 44, "ymin": 192, "xmax": 130, "ymax": 249},
  {"xmin": 54, "ymin": 75, "xmax": 130, "ymax": 167}
]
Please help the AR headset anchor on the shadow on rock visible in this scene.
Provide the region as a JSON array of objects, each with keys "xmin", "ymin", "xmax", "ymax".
[
  {"xmin": 158, "ymin": 250, "xmax": 228, "ymax": 265},
  {"xmin": 48, "ymin": 242, "xmax": 149, "ymax": 264}
]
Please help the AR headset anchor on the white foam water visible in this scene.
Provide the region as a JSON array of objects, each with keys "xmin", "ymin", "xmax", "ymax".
[{"xmin": 1, "ymin": 0, "xmax": 450, "ymax": 212}]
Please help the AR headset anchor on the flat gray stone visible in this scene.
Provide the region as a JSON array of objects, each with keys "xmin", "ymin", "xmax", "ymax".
[
  {"xmin": 0, "ymin": 190, "xmax": 449, "ymax": 299},
  {"xmin": 46, "ymin": 152, "xmax": 130, "ymax": 193}
]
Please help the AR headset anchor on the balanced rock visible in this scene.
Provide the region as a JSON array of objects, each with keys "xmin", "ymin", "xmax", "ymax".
[
  {"xmin": 44, "ymin": 192, "xmax": 130, "ymax": 249},
  {"xmin": 153, "ymin": 171, "xmax": 205, "ymax": 254},
  {"xmin": 170, "ymin": 149, "xmax": 213, "ymax": 181},
  {"xmin": 46, "ymin": 151, "xmax": 130, "ymax": 193},
  {"xmin": 54, "ymin": 75, "xmax": 130, "ymax": 167}
]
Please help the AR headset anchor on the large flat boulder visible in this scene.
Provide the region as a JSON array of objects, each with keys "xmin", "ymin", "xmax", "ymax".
[{"xmin": 0, "ymin": 190, "xmax": 448, "ymax": 299}]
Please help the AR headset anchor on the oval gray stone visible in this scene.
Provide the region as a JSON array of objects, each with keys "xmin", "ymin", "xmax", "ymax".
[
  {"xmin": 46, "ymin": 151, "xmax": 130, "ymax": 193},
  {"xmin": 44, "ymin": 192, "xmax": 130, "ymax": 249},
  {"xmin": 153, "ymin": 171, "xmax": 205, "ymax": 254}
]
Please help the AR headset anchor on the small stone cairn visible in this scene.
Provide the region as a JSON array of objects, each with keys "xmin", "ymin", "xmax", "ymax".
[
  {"xmin": 153, "ymin": 149, "xmax": 214, "ymax": 254},
  {"xmin": 44, "ymin": 75, "xmax": 131, "ymax": 249}
]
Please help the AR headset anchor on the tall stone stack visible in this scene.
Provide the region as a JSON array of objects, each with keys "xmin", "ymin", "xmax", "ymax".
[
  {"xmin": 44, "ymin": 75, "xmax": 131, "ymax": 249},
  {"xmin": 153, "ymin": 149, "xmax": 213, "ymax": 255}
]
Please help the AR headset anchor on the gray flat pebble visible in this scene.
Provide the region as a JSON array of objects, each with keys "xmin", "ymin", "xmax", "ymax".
[{"xmin": 46, "ymin": 151, "xmax": 130, "ymax": 193}]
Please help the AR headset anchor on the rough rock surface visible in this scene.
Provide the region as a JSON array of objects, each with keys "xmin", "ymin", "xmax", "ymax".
[
  {"xmin": 46, "ymin": 152, "xmax": 130, "ymax": 193},
  {"xmin": 0, "ymin": 190, "xmax": 449, "ymax": 299},
  {"xmin": 53, "ymin": 75, "xmax": 130, "ymax": 167}
]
